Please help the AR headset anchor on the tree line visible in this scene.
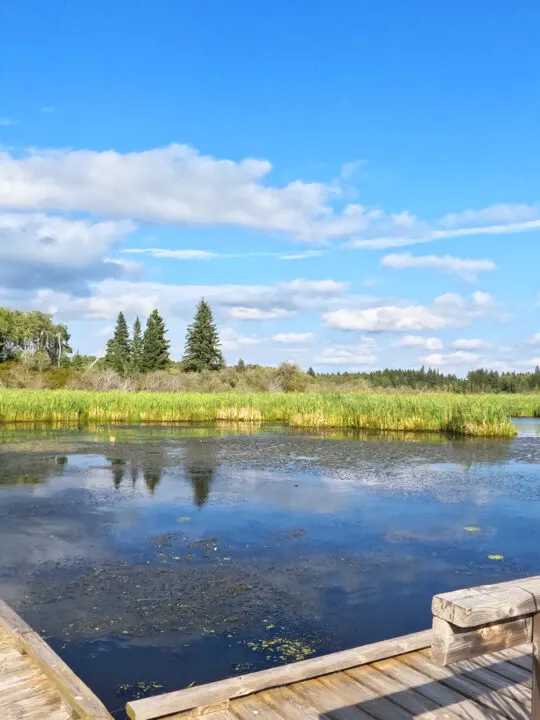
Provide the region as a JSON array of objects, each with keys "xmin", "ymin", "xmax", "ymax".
[
  {"xmin": 316, "ymin": 366, "xmax": 540, "ymax": 394},
  {"xmin": 2, "ymin": 302, "xmax": 540, "ymax": 394}
]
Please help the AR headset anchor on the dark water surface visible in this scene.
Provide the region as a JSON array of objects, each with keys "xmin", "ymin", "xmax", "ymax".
[{"xmin": 1, "ymin": 421, "xmax": 539, "ymax": 716}]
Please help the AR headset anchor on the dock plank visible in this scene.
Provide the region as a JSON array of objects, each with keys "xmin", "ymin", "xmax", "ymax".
[{"xmin": 0, "ymin": 604, "xmax": 113, "ymax": 720}]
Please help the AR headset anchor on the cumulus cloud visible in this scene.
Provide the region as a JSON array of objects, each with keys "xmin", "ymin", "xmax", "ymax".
[
  {"xmin": 0, "ymin": 213, "xmax": 135, "ymax": 292},
  {"xmin": 315, "ymin": 344, "xmax": 377, "ymax": 366},
  {"xmin": 393, "ymin": 335, "xmax": 443, "ymax": 350},
  {"xmin": 0, "ymin": 145, "xmax": 370, "ymax": 242},
  {"xmin": 219, "ymin": 328, "xmax": 262, "ymax": 351},
  {"xmin": 527, "ymin": 333, "xmax": 540, "ymax": 346},
  {"xmin": 452, "ymin": 338, "xmax": 492, "ymax": 350},
  {"xmin": 272, "ymin": 333, "xmax": 314, "ymax": 344},
  {"xmin": 381, "ymin": 253, "xmax": 496, "ymax": 281},
  {"xmin": 323, "ymin": 292, "xmax": 502, "ymax": 332},
  {"xmin": 15, "ymin": 278, "xmax": 351, "ymax": 323},
  {"xmin": 422, "ymin": 351, "xmax": 481, "ymax": 367},
  {"xmin": 2, "ymin": 145, "xmax": 537, "ymax": 248}
]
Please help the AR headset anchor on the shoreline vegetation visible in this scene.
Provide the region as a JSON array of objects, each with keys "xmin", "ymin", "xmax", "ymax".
[{"xmin": 1, "ymin": 389, "xmax": 539, "ymax": 436}]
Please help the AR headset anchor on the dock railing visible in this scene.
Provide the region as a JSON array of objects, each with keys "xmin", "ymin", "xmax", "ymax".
[{"xmin": 431, "ymin": 574, "xmax": 540, "ymax": 718}]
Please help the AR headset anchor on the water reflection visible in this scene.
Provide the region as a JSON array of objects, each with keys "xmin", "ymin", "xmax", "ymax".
[
  {"xmin": 184, "ymin": 439, "xmax": 219, "ymax": 508},
  {"xmin": 0, "ymin": 422, "xmax": 539, "ymax": 714}
]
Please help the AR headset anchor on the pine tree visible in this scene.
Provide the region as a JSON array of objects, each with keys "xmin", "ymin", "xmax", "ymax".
[
  {"xmin": 131, "ymin": 316, "xmax": 143, "ymax": 373},
  {"xmin": 141, "ymin": 309, "xmax": 170, "ymax": 371},
  {"xmin": 307, "ymin": 366, "xmax": 316, "ymax": 378},
  {"xmin": 104, "ymin": 312, "xmax": 131, "ymax": 375},
  {"xmin": 183, "ymin": 298, "xmax": 225, "ymax": 372}
]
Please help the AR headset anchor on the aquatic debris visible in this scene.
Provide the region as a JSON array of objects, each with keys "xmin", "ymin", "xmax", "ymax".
[
  {"xmin": 488, "ymin": 554, "xmax": 504, "ymax": 561},
  {"xmin": 233, "ymin": 663, "xmax": 253, "ymax": 673},
  {"xmin": 464, "ymin": 526, "xmax": 481, "ymax": 533},
  {"xmin": 247, "ymin": 636, "xmax": 316, "ymax": 663},
  {"xmin": 177, "ymin": 517, "xmax": 191, "ymax": 523},
  {"xmin": 115, "ymin": 681, "xmax": 164, "ymax": 699}
]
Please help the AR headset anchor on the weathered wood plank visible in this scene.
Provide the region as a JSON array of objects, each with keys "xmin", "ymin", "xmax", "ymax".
[
  {"xmin": 402, "ymin": 651, "xmax": 530, "ymax": 718},
  {"xmin": 432, "ymin": 575, "xmax": 540, "ymax": 628},
  {"xmin": 0, "ymin": 603, "xmax": 111, "ymax": 720},
  {"xmin": 431, "ymin": 615, "xmax": 532, "ymax": 665},
  {"xmin": 374, "ymin": 656, "xmax": 506, "ymax": 719},
  {"xmin": 126, "ymin": 629, "xmax": 431, "ymax": 720},
  {"xmin": 328, "ymin": 668, "xmax": 428, "ymax": 720},
  {"xmin": 290, "ymin": 678, "xmax": 370, "ymax": 719},
  {"xmin": 261, "ymin": 686, "xmax": 328, "ymax": 720},
  {"xmin": 532, "ymin": 612, "xmax": 540, "ymax": 720},
  {"xmin": 231, "ymin": 695, "xmax": 289, "ymax": 720}
]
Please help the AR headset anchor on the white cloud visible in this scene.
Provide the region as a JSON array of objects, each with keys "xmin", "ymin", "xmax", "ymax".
[
  {"xmin": 393, "ymin": 335, "xmax": 443, "ymax": 350},
  {"xmin": 229, "ymin": 307, "xmax": 293, "ymax": 321},
  {"xmin": 452, "ymin": 338, "xmax": 492, "ymax": 350},
  {"xmin": 16, "ymin": 277, "xmax": 350, "ymax": 323},
  {"xmin": 272, "ymin": 333, "xmax": 314, "ymax": 344},
  {"xmin": 527, "ymin": 333, "xmax": 540, "ymax": 346},
  {"xmin": 1, "ymin": 145, "xmax": 539, "ymax": 248},
  {"xmin": 0, "ymin": 145, "xmax": 368, "ymax": 242},
  {"xmin": 219, "ymin": 328, "xmax": 262, "ymax": 350},
  {"xmin": 122, "ymin": 247, "xmax": 324, "ymax": 261},
  {"xmin": 40, "ymin": 107, "xmax": 55, "ymax": 114},
  {"xmin": 381, "ymin": 253, "xmax": 496, "ymax": 281},
  {"xmin": 323, "ymin": 292, "xmax": 501, "ymax": 332},
  {"xmin": 0, "ymin": 213, "xmax": 135, "ymax": 291},
  {"xmin": 0, "ymin": 117, "xmax": 17, "ymax": 126},
  {"xmin": 422, "ymin": 351, "xmax": 481, "ymax": 367},
  {"xmin": 315, "ymin": 345, "xmax": 377, "ymax": 366},
  {"xmin": 125, "ymin": 248, "xmax": 218, "ymax": 260},
  {"xmin": 346, "ymin": 203, "xmax": 540, "ymax": 249},
  {"xmin": 279, "ymin": 251, "xmax": 324, "ymax": 260}
]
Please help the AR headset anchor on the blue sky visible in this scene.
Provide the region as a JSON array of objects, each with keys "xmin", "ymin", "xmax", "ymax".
[{"xmin": 0, "ymin": 0, "xmax": 539, "ymax": 373}]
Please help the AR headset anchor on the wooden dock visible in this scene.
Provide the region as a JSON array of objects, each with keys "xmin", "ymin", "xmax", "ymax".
[
  {"xmin": 2, "ymin": 574, "xmax": 540, "ymax": 719},
  {"xmin": 0, "ymin": 600, "xmax": 112, "ymax": 720}
]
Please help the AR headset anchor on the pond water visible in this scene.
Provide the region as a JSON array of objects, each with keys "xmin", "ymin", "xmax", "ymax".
[{"xmin": 1, "ymin": 420, "xmax": 540, "ymax": 716}]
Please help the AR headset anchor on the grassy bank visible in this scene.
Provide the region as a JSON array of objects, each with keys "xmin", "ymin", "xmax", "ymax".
[{"xmin": 1, "ymin": 389, "xmax": 537, "ymax": 436}]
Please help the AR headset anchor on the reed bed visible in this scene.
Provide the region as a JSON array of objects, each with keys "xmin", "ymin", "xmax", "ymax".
[{"xmin": 0, "ymin": 389, "xmax": 537, "ymax": 436}]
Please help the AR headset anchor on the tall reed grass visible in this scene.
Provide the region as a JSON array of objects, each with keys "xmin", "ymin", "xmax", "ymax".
[{"xmin": 0, "ymin": 389, "xmax": 535, "ymax": 436}]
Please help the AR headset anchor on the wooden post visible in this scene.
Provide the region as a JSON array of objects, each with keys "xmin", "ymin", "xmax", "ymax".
[{"xmin": 533, "ymin": 612, "xmax": 540, "ymax": 720}]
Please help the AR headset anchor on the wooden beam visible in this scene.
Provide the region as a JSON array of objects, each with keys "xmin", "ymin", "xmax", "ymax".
[
  {"xmin": 0, "ymin": 600, "xmax": 112, "ymax": 719},
  {"xmin": 431, "ymin": 615, "xmax": 532, "ymax": 666},
  {"xmin": 127, "ymin": 630, "xmax": 432, "ymax": 720},
  {"xmin": 432, "ymin": 575, "xmax": 540, "ymax": 628},
  {"xmin": 533, "ymin": 613, "xmax": 540, "ymax": 720}
]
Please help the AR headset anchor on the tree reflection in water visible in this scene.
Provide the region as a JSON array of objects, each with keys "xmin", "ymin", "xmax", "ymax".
[{"xmin": 184, "ymin": 439, "xmax": 219, "ymax": 508}]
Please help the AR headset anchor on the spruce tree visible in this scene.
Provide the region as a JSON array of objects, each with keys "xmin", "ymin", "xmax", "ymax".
[
  {"xmin": 131, "ymin": 316, "xmax": 143, "ymax": 373},
  {"xmin": 104, "ymin": 312, "xmax": 131, "ymax": 375},
  {"xmin": 183, "ymin": 298, "xmax": 225, "ymax": 372},
  {"xmin": 141, "ymin": 309, "xmax": 170, "ymax": 371}
]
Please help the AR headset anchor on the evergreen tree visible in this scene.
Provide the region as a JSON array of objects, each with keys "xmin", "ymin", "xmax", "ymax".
[
  {"xmin": 307, "ymin": 366, "xmax": 316, "ymax": 378},
  {"xmin": 236, "ymin": 358, "xmax": 246, "ymax": 372},
  {"xmin": 183, "ymin": 299, "xmax": 225, "ymax": 372},
  {"xmin": 141, "ymin": 309, "xmax": 170, "ymax": 371},
  {"xmin": 104, "ymin": 312, "xmax": 131, "ymax": 375},
  {"xmin": 131, "ymin": 316, "xmax": 143, "ymax": 373}
]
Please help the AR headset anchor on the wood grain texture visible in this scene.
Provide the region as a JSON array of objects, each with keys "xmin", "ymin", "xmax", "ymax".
[
  {"xmin": 402, "ymin": 651, "xmax": 530, "ymax": 719},
  {"xmin": 532, "ymin": 613, "xmax": 540, "ymax": 720},
  {"xmin": 431, "ymin": 615, "xmax": 532, "ymax": 665},
  {"xmin": 374, "ymin": 656, "xmax": 507, "ymax": 719},
  {"xmin": 0, "ymin": 600, "xmax": 112, "ymax": 720},
  {"xmin": 126, "ymin": 629, "xmax": 431, "ymax": 720},
  {"xmin": 432, "ymin": 576, "xmax": 540, "ymax": 628}
]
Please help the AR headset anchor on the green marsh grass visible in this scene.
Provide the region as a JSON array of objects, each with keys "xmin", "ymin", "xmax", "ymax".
[{"xmin": 0, "ymin": 389, "xmax": 537, "ymax": 435}]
